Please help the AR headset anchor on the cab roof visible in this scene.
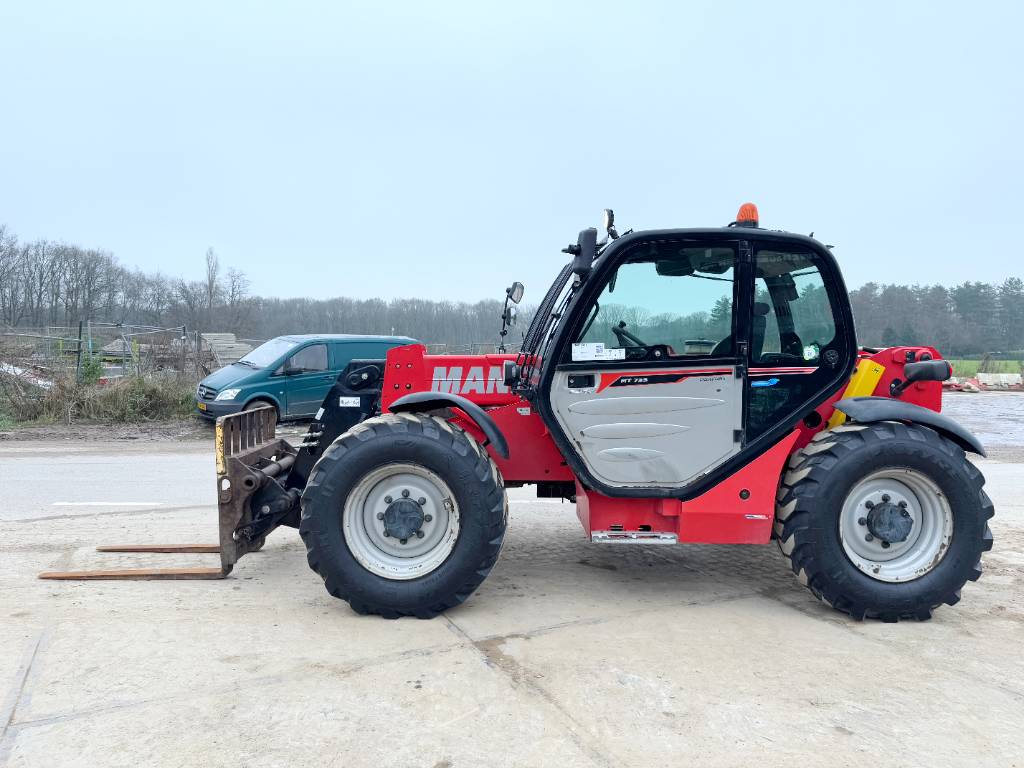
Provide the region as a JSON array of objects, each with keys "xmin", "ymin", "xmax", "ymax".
[{"xmin": 615, "ymin": 226, "xmax": 823, "ymax": 249}]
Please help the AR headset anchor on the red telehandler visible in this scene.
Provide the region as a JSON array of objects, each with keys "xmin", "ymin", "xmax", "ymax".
[{"xmin": 43, "ymin": 205, "xmax": 994, "ymax": 622}]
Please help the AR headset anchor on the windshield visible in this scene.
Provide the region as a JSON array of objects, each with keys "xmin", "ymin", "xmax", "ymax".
[
  {"xmin": 517, "ymin": 262, "xmax": 575, "ymax": 387},
  {"xmin": 238, "ymin": 338, "xmax": 299, "ymax": 368}
]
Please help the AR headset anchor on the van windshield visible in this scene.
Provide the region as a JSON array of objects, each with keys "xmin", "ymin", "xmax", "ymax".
[{"xmin": 237, "ymin": 338, "xmax": 298, "ymax": 368}]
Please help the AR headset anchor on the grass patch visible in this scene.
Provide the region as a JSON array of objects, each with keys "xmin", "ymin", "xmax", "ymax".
[
  {"xmin": 0, "ymin": 374, "xmax": 196, "ymax": 425},
  {"xmin": 947, "ymin": 359, "xmax": 1023, "ymax": 378}
]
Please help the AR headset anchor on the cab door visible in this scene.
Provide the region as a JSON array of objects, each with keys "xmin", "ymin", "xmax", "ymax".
[{"xmin": 547, "ymin": 239, "xmax": 747, "ymax": 490}]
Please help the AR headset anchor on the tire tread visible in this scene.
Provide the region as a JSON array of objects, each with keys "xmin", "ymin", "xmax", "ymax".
[
  {"xmin": 775, "ymin": 421, "xmax": 992, "ymax": 621},
  {"xmin": 299, "ymin": 413, "xmax": 507, "ymax": 619}
]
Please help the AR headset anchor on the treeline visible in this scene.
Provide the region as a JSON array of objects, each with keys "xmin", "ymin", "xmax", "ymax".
[
  {"xmin": 0, "ymin": 224, "xmax": 252, "ymax": 335},
  {"xmin": 0, "ymin": 224, "xmax": 508, "ymax": 347},
  {"xmin": 849, "ymin": 280, "xmax": 1024, "ymax": 356},
  {"xmin": 1, "ymin": 223, "xmax": 1022, "ymax": 354}
]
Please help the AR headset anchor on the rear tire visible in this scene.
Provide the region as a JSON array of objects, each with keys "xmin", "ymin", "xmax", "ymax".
[
  {"xmin": 775, "ymin": 421, "xmax": 994, "ymax": 621},
  {"xmin": 299, "ymin": 413, "xmax": 507, "ymax": 618}
]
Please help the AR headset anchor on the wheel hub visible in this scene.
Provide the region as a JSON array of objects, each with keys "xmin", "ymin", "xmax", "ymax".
[
  {"xmin": 840, "ymin": 469, "xmax": 953, "ymax": 583},
  {"xmin": 866, "ymin": 501, "xmax": 913, "ymax": 543},
  {"xmin": 382, "ymin": 498, "xmax": 424, "ymax": 541},
  {"xmin": 343, "ymin": 463, "xmax": 461, "ymax": 580}
]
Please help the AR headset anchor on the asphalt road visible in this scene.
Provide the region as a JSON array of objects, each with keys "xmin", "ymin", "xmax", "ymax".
[
  {"xmin": 1, "ymin": 434, "xmax": 1022, "ymax": 767},
  {"xmin": 0, "ymin": 443, "xmax": 212, "ymax": 522}
]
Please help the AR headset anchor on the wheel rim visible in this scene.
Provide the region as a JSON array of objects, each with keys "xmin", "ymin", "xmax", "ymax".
[
  {"xmin": 342, "ymin": 463, "xmax": 460, "ymax": 581},
  {"xmin": 839, "ymin": 468, "xmax": 953, "ymax": 583}
]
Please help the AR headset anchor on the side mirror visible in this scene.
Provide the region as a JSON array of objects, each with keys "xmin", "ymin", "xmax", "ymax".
[
  {"xmin": 563, "ymin": 228, "xmax": 598, "ymax": 281},
  {"xmin": 603, "ymin": 209, "xmax": 619, "ymax": 240},
  {"xmin": 506, "ymin": 282, "xmax": 525, "ymax": 304}
]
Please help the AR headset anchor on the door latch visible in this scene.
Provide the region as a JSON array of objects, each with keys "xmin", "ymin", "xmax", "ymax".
[{"xmin": 567, "ymin": 374, "xmax": 595, "ymax": 389}]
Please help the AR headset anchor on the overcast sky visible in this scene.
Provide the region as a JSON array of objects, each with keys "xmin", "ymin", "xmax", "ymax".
[{"xmin": 1, "ymin": 1, "xmax": 1021, "ymax": 304}]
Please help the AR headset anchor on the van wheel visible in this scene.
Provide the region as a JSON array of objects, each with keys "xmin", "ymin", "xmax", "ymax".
[{"xmin": 243, "ymin": 398, "xmax": 278, "ymax": 424}]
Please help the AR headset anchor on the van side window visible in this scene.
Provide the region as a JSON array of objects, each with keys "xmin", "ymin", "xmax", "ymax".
[{"xmin": 288, "ymin": 344, "xmax": 328, "ymax": 373}]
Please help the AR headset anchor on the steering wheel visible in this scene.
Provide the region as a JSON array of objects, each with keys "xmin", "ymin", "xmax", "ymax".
[{"xmin": 611, "ymin": 321, "xmax": 648, "ymax": 348}]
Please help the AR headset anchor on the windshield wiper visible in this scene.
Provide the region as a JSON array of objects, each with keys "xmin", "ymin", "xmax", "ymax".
[{"xmin": 235, "ymin": 360, "xmax": 258, "ymax": 368}]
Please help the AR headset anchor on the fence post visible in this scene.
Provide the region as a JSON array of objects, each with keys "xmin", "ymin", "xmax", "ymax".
[
  {"xmin": 179, "ymin": 326, "xmax": 187, "ymax": 374},
  {"xmin": 75, "ymin": 320, "xmax": 83, "ymax": 381}
]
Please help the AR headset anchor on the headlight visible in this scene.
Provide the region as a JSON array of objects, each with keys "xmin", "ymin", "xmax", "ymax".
[{"xmin": 214, "ymin": 388, "xmax": 241, "ymax": 401}]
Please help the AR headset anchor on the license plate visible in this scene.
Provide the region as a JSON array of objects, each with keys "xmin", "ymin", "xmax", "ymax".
[{"xmin": 197, "ymin": 402, "xmax": 207, "ymax": 411}]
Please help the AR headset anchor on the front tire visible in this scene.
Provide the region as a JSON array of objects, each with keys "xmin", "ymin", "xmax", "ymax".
[
  {"xmin": 775, "ymin": 421, "xmax": 994, "ymax": 621},
  {"xmin": 299, "ymin": 413, "xmax": 507, "ymax": 618}
]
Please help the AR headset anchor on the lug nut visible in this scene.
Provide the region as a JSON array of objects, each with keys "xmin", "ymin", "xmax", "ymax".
[
  {"xmin": 383, "ymin": 531, "xmax": 390, "ymax": 537},
  {"xmin": 384, "ymin": 496, "xmax": 393, "ymax": 504},
  {"xmin": 898, "ymin": 500, "xmax": 907, "ymax": 508},
  {"xmin": 376, "ymin": 512, "xmax": 384, "ymax": 520},
  {"xmin": 865, "ymin": 534, "xmax": 874, "ymax": 542},
  {"xmin": 881, "ymin": 541, "xmax": 891, "ymax": 549},
  {"xmin": 400, "ymin": 538, "xmax": 408, "ymax": 545},
  {"xmin": 901, "ymin": 509, "xmax": 910, "ymax": 518},
  {"xmin": 424, "ymin": 514, "xmax": 433, "ymax": 522},
  {"xmin": 418, "ymin": 497, "xmax": 427, "ymax": 506},
  {"xmin": 402, "ymin": 489, "xmax": 410, "ymax": 498},
  {"xmin": 416, "ymin": 530, "xmax": 425, "ymax": 538},
  {"xmin": 881, "ymin": 494, "xmax": 891, "ymax": 503},
  {"xmin": 865, "ymin": 500, "xmax": 875, "ymax": 509},
  {"xmin": 858, "ymin": 517, "xmax": 867, "ymax": 526}
]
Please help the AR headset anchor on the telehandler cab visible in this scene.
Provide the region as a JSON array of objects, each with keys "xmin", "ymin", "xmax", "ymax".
[{"xmin": 43, "ymin": 205, "xmax": 994, "ymax": 622}]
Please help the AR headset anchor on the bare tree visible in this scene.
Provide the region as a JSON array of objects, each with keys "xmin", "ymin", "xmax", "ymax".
[{"xmin": 204, "ymin": 248, "xmax": 221, "ymax": 323}]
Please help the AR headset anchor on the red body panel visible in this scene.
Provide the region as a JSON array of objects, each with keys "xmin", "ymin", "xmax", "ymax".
[
  {"xmin": 381, "ymin": 345, "xmax": 570, "ymax": 484},
  {"xmin": 379, "ymin": 343, "xmax": 946, "ymax": 546},
  {"xmin": 793, "ymin": 346, "xmax": 944, "ymax": 451},
  {"xmin": 379, "ymin": 344, "xmax": 520, "ymax": 411},
  {"xmin": 575, "ymin": 431, "xmax": 799, "ymax": 544}
]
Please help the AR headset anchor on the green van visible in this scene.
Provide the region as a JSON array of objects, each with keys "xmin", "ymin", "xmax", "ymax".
[{"xmin": 195, "ymin": 334, "xmax": 415, "ymax": 421}]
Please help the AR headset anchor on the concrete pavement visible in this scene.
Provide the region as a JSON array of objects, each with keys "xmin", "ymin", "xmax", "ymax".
[{"xmin": 1, "ymin": 439, "xmax": 1022, "ymax": 767}]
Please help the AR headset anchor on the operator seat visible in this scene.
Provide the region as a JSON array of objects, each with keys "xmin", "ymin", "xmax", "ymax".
[{"xmin": 710, "ymin": 302, "xmax": 770, "ymax": 359}]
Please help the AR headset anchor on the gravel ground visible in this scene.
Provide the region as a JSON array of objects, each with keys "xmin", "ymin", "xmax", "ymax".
[
  {"xmin": 0, "ymin": 418, "xmax": 310, "ymax": 444},
  {"xmin": 0, "ymin": 419, "xmax": 215, "ymax": 442}
]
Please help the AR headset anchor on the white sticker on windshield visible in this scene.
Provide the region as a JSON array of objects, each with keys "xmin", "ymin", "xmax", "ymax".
[
  {"xmin": 572, "ymin": 342, "xmax": 626, "ymax": 362},
  {"xmin": 338, "ymin": 396, "xmax": 361, "ymax": 408}
]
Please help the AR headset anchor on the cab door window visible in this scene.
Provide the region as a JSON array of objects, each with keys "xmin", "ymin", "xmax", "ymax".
[
  {"xmin": 753, "ymin": 251, "xmax": 837, "ymax": 366},
  {"xmin": 572, "ymin": 242, "xmax": 737, "ymax": 359},
  {"xmin": 748, "ymin": 247, "xmax": 842, "ymax": 439}
]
